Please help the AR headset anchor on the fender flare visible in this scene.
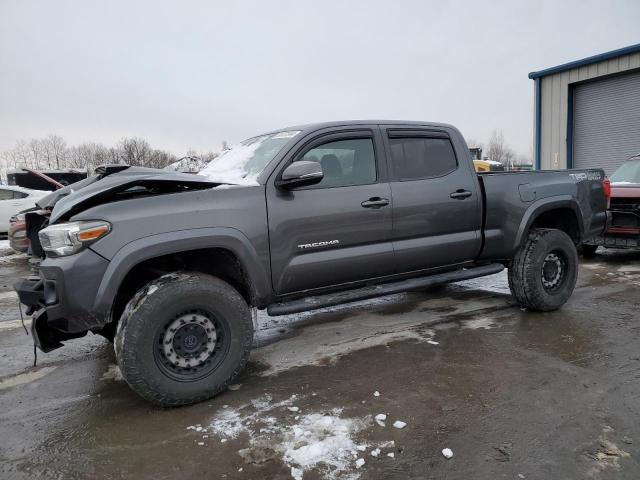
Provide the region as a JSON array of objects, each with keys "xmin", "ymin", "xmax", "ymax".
[
  {"xmin": 91, "ymin": 227, "xmax": 271, "ymax": 316},
  {"xmin": 513, "ymin": 195, "xmax": 585, "ymax": 253}
]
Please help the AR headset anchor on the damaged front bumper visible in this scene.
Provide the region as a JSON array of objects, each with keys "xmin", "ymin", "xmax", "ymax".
[{"xmin": 13, "ymin": 249, "xmax": 111, "ymax": 352}]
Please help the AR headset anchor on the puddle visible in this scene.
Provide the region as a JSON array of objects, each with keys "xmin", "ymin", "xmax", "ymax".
[{"xmin": 253, "ymin": 295, "xmax": 509, "ymax": 376}]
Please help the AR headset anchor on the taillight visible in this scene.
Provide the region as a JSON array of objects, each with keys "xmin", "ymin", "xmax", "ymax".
[{"xmin": 603, "ymin": 178, "xmax": 611, "ymax": 201}]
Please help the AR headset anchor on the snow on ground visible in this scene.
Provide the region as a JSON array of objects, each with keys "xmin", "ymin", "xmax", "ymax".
[
  {"xmin": 454, "ymin": 269, "xmax": 510, "ymax": 294},
  {"xmin": 0, "ymin": 253, "xmax": 25, "ymax": 264},
  {"xmin": 591, "ymin": 267, "xmax": 640, "ymax": 287},
  {"xmin": 186, "ymin": 394, "xmax": 401, "ymax": 479},
  {"xmin": 0, "ymin": 290, "xmax": 18, "ymax": 301},
  {"xmin": 0, "ymin": 366, "xmax": 57, "ymax": 390},
  {"xmin": 100, "ymin": 364, "xmax": 124, "ymax": 381},
  {"xmin": 0, "ymin": 239, "xmax": 26, "ymax": 264}
]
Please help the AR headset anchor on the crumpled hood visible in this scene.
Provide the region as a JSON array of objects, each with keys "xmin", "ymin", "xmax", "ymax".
[{"xmin": 47, "ymin": 167, "xmax": 219, "ymax": 223}]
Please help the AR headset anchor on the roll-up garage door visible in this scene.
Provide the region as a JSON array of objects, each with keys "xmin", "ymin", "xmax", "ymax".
[{"xmin": 573, "ymin": 69, "xmax": 640, "ymax": 175}]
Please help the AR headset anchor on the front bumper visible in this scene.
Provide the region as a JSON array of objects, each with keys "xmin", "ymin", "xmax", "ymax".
[{"xmin": 14, "ymin": 248, "xmax": 110, "ymax": 351}]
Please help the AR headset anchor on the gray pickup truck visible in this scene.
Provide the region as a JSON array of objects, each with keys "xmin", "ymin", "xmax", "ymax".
[{"xmin": 15, "ymin": 121, "xmax": 608, "ymax": 406}]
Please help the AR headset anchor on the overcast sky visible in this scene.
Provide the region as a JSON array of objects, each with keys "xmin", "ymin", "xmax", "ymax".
[{"xmin": 1, "ymin": 0, "xmax": 639, "ymax": 158}]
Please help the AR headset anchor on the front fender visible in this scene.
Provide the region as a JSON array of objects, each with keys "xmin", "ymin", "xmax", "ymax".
[
  {"xmin": 512, "ymin": 195, "xmax": 584, "ymax": 253},
  {"xmin": 91, "ymin": 227, "xmax": 271, "ymax": 316}
]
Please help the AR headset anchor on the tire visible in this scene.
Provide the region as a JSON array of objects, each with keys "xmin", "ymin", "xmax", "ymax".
[
  {"xmin": 114, "ymin": 272, "xmax": 253, "ymax": 407},
  {"xmin": 508, "ymin": 228, "xmax": 579, "ymax": 312},
  {"xmin": 581, "ymin": 244, "xmax": 599, "ymax": 258}
]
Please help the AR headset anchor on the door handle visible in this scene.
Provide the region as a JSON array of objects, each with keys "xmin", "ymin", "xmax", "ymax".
[
  {"xmin": 361, "ymin": 197, "xmax": 390, "ymax": 209},
  {"xmin": 450, "ymin": 189, "xmax": 472, "ymax": 200}
]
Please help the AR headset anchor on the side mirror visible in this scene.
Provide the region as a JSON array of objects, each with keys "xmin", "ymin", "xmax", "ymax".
[{"xmin": 276, "ymin": 161, "xmax": 324, "ymax": 190}]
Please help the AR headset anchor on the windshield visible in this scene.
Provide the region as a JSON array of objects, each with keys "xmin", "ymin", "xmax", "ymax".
[
  {"xmin": 199, "ymin": 130, "xmax": 301, "ymax": 185},
  {"xmin": 610, "ymin": 160, "xmax": 640, "ymax": 184}
]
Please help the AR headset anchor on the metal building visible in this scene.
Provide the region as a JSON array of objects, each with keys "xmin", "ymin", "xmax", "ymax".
[{"xmin": 529, "ymin": 43, "xmax": 640, "ymax": 174}]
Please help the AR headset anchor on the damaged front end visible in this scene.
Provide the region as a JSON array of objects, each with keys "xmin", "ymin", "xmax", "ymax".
[
  {"xmin": 14, "ymin": 279, "xmax": 87, "ymax": 352},
  {"xmin": 14, "ymin": 164, "xmax": 221, "ymax": 352}
]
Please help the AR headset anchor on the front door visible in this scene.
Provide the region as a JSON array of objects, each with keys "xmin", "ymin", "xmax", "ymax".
[
  {"xmin": 267, "ymin": 128, "xmax": 395, "ymax": 295},
  {"xmin": 383, "ymin": 127, "xmax": 483, "ymax": 273}
]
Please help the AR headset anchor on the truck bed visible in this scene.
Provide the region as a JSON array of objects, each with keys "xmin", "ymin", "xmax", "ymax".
[{"xmin": 478, "ymin": 169, "xmax": 608, "ymax": 260}]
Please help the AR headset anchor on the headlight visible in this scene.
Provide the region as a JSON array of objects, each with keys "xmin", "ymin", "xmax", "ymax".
[{"xmin": 39, "ymin": 221, "xmax": 111, "ymax": 257}]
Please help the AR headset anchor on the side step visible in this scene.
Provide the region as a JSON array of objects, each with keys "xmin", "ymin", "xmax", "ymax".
[{"xmin": 267, "ymin": 263, "xmax": 504, "ymax": 316}]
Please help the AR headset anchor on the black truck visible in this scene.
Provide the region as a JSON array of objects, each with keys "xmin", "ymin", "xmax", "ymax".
[{"xmin": 15, "ymin": 121, "xmax": 608, "ymax": 406}]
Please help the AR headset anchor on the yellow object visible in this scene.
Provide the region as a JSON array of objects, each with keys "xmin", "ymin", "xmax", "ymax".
[{"xmin": 473, "ymin": 159, "xmax": 505, "ymax": 173}]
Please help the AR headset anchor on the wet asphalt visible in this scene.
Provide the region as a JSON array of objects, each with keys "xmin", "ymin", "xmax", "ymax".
[{"xmin": 0, "ymin": 246, "xmax": 639, "ymax": 479}]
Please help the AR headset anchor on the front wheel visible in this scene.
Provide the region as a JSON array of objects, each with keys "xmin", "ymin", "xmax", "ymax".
[
  {"xmin": 114, "ymin": 272, "xmax": 253, "ymax": 406},
  {"xmin": 508, "ymin": 228, "xmax": 579, "ymax": 312}
]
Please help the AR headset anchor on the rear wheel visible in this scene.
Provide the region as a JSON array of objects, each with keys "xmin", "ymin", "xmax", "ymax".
[
  {"xmin": 114, "ymin": 272, "xmax": 253, "ymax": 406},
  {"xmin": 508, "ymin": 228, "xmax": 578, "ymax": 312}
]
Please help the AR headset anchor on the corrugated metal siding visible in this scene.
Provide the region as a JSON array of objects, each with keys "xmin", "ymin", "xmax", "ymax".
[
  {"xmin": 573, "ymin": 70, "xmax": 640, "ymax": 175},
  {"xmin": 537, "ymin": 51, "xmax": 640, "ymax": 170}
]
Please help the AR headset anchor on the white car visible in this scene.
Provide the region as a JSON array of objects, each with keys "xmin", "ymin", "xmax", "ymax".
[{"xmin": 0, "ymin": 186, "xmax": 48, "ymax": 233}]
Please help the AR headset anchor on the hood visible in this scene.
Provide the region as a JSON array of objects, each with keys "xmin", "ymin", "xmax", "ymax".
[{"xmin": 47, "ymin": 166, "xmax": 220, "ymax": 223}]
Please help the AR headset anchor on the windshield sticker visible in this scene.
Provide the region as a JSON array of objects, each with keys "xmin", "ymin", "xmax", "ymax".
[{"xmin": 272, "ymin": 130, "xmax": 301, "ymax": 139}]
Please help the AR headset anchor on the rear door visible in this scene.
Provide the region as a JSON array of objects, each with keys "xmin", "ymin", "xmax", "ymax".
[
  {"xmin": 266, "ymin": 127, "xmax": 395, "ymax": 295},
  {"xmin": 383, "ymin": 126, "xmax": 482, "ymax": 273}
]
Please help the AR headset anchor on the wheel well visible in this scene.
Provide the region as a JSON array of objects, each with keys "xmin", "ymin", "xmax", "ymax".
[
  {"xmin": 108, "ymin": 248, "xmax": 252, "ymax": 332},
  {"xmin": 530, "ymin": 208, "xmax": 581, "ymax": 243}
]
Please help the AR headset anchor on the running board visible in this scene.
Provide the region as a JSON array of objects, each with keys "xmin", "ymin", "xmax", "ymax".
[{"xmin": 267, "ymin": 263, "xmax": 504, "ymax": 316}]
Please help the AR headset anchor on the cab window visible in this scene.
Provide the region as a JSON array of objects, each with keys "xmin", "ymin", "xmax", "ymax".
[
  {"xmin": 389, "ymin": 136, "xmax": 458, "ymax": 181},
  {"xmin": 298, "ymin": 138, "xmax": 376, "ymax": 188}
]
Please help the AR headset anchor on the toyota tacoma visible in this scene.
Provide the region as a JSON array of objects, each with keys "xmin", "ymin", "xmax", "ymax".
[{"xmin": 15, "ymin": 121, "xmax": 608, "ymax": 406}]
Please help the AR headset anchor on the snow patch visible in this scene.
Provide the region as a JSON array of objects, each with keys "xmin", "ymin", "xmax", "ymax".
[
  {"xmin": 462, "ymin": 317, "xmax": 496, "ymax": 330},
  {"xmin": 455, "ymin": 269, "xmax": 510, "ymax": 294},
  {"xmin": 193, "ymin": 394, "xmax": 376, "ymax": 479},
  {"xmin": 101, "ymin": 364, "xmax": 124, "ymax": 381},
  {"xmin": 0, "ymin": 366, "xmax": 57, "ymax": 390},
  {"xmin": 374, "ymin": 413, "xmax": 386, "ymax": 427},
  {"xmin": 282, "ymin": 413, "xmax": 368, "ymax": 478},
  {"xmin": 0, "ymin": 290, "xmax": 18, "ymax": 301},
  {"xmin": 392, "ymin": 420, "xmax": 406, "ymax": 429},
  {"xmin": 0, "ymin": 253, "xmax": 25, "ymax": 264},
  {"xmin": 146, "ymin": 285, "xmax": 158, "ymax": 295}
]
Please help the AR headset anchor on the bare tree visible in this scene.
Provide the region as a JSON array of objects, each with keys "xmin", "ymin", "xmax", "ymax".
[
  {"xmin": 1, "ymin": 134, "xmax": 215, "ymax": 178},
  {"xmin": 46, "ymin": 134, "xmax": 67, "ymax": 169},
  {"xmin": 487, "ymin": 129, "xmax": 515, "ymax": 165},
  {"xmin": 28, "ymin": 139, "xmax": 43, "ymax": 169},
  {"xmin": 119, "ymin": 137, "xmax": 151, "ymax": 166}
]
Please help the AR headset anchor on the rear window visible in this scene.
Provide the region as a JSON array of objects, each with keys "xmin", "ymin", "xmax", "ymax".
[{"xmin": 389, "ymin": 137, "xmax": 458, "ymax": 181}]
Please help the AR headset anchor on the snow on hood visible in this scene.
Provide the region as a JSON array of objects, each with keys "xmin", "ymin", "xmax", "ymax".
[{"xmin": 199, "ymin": 142, "xmax": 263, "ymax": 185}]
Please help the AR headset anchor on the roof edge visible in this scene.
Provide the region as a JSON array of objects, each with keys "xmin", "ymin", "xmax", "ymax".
[{"xmin": 528, "ymin": 43, "xmax": 640, "ymax": 79}]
